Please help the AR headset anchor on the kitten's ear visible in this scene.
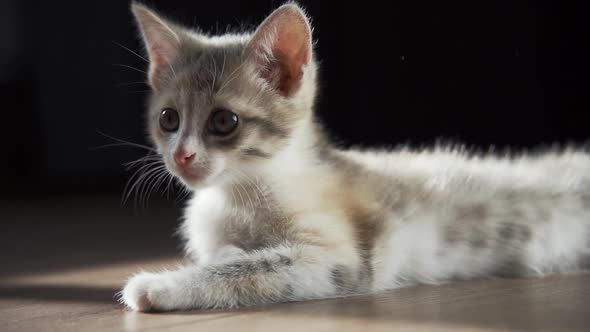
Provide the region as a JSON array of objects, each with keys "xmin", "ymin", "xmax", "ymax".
[
  {"xmin": 131, "ymin": 3, "xmax": 180, "ymax": 89},
  {"xmin": 246, "ymin": 4, "xmax": 313, "ymax": 97}
]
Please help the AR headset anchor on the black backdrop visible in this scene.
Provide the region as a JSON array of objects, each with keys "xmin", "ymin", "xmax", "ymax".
[{"xmin": 1, "ymin": 1, "xmax": 587, "ymax": 197}]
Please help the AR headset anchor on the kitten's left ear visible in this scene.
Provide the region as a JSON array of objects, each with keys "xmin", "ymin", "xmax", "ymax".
[
  {"xmin": 246, "ymin": 4, "xmax": 313, "ymax": 97},
  {"xmin": 131, "ymin": 3, "xmax": 181, "ymax": 90}
]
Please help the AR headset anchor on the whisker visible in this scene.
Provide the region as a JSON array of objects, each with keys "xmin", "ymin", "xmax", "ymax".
[
  {"xmin": 123, "ymin": 163, "xmax": 153, "ymax": 206},
  {"xmin": 220, "ymin": 50, "xmax": 227, "ymax": 82},
  {"xmin": 235, "ymin": 169, "xmax": 270, "ymax": 211},
  {"xmin": 233, "ymin": 169, "xmax": 271, "ymax": 212},
  {"xmin": 90, "ymin": 142, "xmax": 156, "ymax": 152},
  {"xmin": 146, "ymin": 168, "xmax": 171, "ymax": 204},
  {"xmin": 231, "ymin": 171, "xmax": 257, "ymax": 210},
  {"xmin": 228, "ymin": 183, "xmax": 238, "ymax": 211},
  {"xmin": 112, "ymin": 40, "xmax": 149, "ymax": 63},
  {"xmin": 128, "ymin": 159, "xmax": 163, "ymax": 175},
  {"xmin": 218, "ymin": 60, "xmax": 248, "ymax": 93},
  {"xmin": 163, "ymin": 173, "xmax": 176, "ymax": 199},
  {"xmin": 113, "ymin": 63, "xmax": 147, "ymax": 74},
  {"xmin": 123, "ymin": 164, "xmax": 166, "ymax": 206},
  {"xmin": 232, "ymin": 180, "xmax": 247, "ymax": 210},
  {"xmin": 143, "ymin": 168, "xmax": 170, "ymax": 208},
  {"xmin": 95, "ymin": 131, "xmax": 156, "ymax": 152},
  {"xmin": 176, "ymin": 183, "xmax": 192, "ymax": 202},
  {"xmin": 238, "ymin": 179, "xmax": 255, "ymax": 211},
  {"xmin": 123, "ymin": 155, "xmax": 162, "ymax": 168},
  {"xmin": 161, "ymin": 53, "xmax": 178, "ymax": 82},
  {"xmin": 136, "ymin": 165, "xmax": 167, "ymax": 207},
  {"xmin": 209, "ymin": 52, "xmax": 217, "ymax": 95}
]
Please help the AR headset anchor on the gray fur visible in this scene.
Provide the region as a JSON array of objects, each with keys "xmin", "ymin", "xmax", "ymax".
[
  {"xmin": 241, "ymin": 115, "xmax": 289, "ymax": 139},
  {"xmin": 444, "ymin": 227, "xmax": 462, "ymax": 244},
  {"xmin": 277, "ymin": 254, "xmax": 293, "ymax": 266},
  {"xmin": 494, "ymin": 259, "xmax": 528, "ymax": 278},
  {"xmin": 497, "ymin": 223, "xmax": 532, "ymax": 243},
  {"xmin": 330, "ymin": 265, "xmax": 355, "ymax": 294},
  {"xmin": 282, "ymin": 284, "xmax": 294, "ymax": 298},
  {"xmin": 241, "ymin": 147, "xmax": 271, "ymax": 159},
  {"xmin": 215, "ymin": 183, "xmax": 297, "ymax": 252},
  {"xmin": 201, "ymin": 255, "xmax": 296, "ymax": 307},
  {"xmin": 456, "ymin": 204, "xmax": 488, "ymax": 221},
  {"xmin": 581, "ymin": 192, "xmax": 590, "ymax": 209}
]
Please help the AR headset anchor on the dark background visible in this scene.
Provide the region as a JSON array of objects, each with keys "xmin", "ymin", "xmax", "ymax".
[{"xmin": 1, "ymin": 1, "xmax": 588, "ymax": 199}]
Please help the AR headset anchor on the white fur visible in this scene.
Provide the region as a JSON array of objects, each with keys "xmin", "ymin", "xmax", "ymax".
[{"xmin": 354, "ymin": 147, "xmax": 590, "ymax": 289}]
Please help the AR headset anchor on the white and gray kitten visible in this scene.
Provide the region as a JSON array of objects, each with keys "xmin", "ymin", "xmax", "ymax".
[{"xmin": 122, "ymin": 2, "xmax": 590, "ymax": 311}]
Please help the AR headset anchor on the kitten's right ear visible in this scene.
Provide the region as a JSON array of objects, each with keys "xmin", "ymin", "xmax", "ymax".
[{"xmin": 131, "ymin": 3, "xmax": 180, "ymax": 90}]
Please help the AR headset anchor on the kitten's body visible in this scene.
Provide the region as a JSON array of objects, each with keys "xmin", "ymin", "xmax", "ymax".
[{"xmin": 122, "ymin": 3, "xmax": 590, "ymax": 311}]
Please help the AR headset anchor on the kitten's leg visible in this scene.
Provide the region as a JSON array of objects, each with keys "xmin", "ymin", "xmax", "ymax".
[{"xmin": 121, "ymin": 244, "xmax": 360, "ymax": 311}]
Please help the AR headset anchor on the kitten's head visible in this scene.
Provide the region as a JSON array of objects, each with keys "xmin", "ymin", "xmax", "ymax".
[{"xmin": 131, "ymin": 2, "xmax": 317, "ymax": 189}]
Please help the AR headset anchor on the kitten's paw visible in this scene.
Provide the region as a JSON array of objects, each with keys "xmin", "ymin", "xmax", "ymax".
[{"xmin": 121, "ymin": 272, "xmax": 179, "ymax": 312}]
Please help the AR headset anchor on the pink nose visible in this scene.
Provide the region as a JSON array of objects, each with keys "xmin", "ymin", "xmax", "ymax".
[{"xmin": 174, "ymin": 150, "xmax": 195, "ymax": 167}]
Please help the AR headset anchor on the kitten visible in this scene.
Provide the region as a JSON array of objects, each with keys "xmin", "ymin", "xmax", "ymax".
[{"xmin": 121, "ymin": 2, "xmax": 590, "ymax": 311}]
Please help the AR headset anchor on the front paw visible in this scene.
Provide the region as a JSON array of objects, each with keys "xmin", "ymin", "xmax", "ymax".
[{"xmin": 121, "ymin": 272, "xmax": 179, "ymax": 312}]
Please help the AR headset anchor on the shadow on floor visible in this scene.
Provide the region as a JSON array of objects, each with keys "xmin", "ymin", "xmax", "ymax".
[
  {"xmin": 0, "ymin": 284, "xmax": 121, "ymax": 305},
  {"xmin": 0, "ymin": 195, "xmax": 183, "ymax": 279}
]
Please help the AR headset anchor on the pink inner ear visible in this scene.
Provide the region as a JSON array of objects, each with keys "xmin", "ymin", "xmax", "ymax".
[
  {"xmin": 272, "ymin": 29, "xmax": 310, "ymax": 94},
  {"xmin": 144, "ymin": 27, "xmax": 180, "ymax": 88},
  {"xmin": 149, "ymin": 43, "xmax": 177, "ymax": 67},
  {"xmin": 248, "ymin": 6, "xmax": 312, "ymax": 96},
  {"xmin": 132, "ymin": 5, "xmax": 180, "ymax": 89}
]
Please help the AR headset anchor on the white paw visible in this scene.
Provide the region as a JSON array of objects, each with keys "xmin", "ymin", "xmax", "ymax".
[{"xmin": 121, "ymin": 272, "xmax": 179, "ymax": 312}]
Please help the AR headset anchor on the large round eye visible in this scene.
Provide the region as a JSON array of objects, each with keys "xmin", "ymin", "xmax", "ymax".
[
  {"xmin": 159, "ymin": 108, "xmax": 179, "ymax": 132},
  {"xmin": 208, "ymin": 109, "xmax": 239, "ymax": 135}
]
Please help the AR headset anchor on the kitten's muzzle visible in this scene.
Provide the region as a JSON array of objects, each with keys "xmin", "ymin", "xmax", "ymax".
[
  {"xmin": 174, "ymin": 149, "xmax": 196, "ymax": 168},
  {"xmin": 172, "ymin": 149, "xmax": 205, "ymax": 185}
]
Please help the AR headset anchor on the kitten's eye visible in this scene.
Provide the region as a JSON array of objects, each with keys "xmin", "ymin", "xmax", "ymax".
[
  {"xmin": 208, "ymin": 109, "xmax": 239, "ymax": 135},
  {"xmin": 159, "ymin": 108, "xmax": 179, "ymax": 132}
]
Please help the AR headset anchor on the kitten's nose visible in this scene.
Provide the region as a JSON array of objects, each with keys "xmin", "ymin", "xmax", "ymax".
[{"xmin": 173, "ymin": 150, "xmax": 195, "ymax": 167}]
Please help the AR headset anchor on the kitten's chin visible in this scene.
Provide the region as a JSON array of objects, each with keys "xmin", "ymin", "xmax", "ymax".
[
  {"xmin": 174, "ymin": 158, "xmax": 226, "ymax": 190},
  {"xmin": 176, "ymin": 168, "xmax": 221, "ymax": 190},
  {"xmin": 177, "ymin": 171, "xmax": 205, "ymax": 189}
]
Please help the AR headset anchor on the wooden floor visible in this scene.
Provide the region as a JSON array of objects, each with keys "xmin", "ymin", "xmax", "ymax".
[{"xmin": 1, "ymin": 196, "xmax": 589, "ymax": 332}]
